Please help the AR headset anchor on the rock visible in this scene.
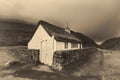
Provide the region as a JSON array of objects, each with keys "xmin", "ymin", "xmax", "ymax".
[{"xmin": 5, "ymin": 60, "xmax": 21, "ymax": 68}]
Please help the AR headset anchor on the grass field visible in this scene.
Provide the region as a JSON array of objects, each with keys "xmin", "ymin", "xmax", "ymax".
[
  {"xmin": 0, "ymin": 47, "xmax": 120, "ymax": 80},
  {"xmin": 102, "ymin": 50, "xmax": 120, "ymax": 80}
]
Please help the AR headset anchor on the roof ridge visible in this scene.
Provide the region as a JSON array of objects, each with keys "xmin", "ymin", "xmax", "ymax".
[{"xmin": 38, "ymin": 20, "xmax": 65, "ymax": 30}]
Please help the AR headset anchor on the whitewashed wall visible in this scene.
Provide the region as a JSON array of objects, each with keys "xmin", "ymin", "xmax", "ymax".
[
  {"xmin": 28, "ymin": 25, "xmax": 52, "ymax": 49},
  {"xmin": 55, "ymin": 41, "xmax": 81, "ymax": 51}
]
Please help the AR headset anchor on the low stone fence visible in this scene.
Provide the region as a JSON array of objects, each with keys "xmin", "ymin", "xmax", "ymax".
[
  {"xmin": 52, "ymin": 48, "xmax": 98, "ymax": 70},
  {"xmin": 0, "ymin": 49, "xmax": 39, "ymax": 68}
]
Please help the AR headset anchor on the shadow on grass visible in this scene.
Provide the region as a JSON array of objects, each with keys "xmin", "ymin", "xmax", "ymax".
[{"xmin": 2, "ymin": 69, "xmax": 100, "ymax": 80}]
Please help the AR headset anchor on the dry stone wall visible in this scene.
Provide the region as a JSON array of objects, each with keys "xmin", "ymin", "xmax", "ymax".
[
  {"xmin": 52, "ymin": 48, "xmax": 98, "ymax": 70},
  {"xmin": 0, "ymin": 49, "xmax": 39, "ymax": 68}
]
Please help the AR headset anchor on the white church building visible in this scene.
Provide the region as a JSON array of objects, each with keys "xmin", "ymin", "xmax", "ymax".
[{"xmin": 28, "ymin": 20, "xmax": 82, "ymax": 66}]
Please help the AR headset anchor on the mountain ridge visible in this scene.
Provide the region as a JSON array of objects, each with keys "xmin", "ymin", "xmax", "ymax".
[{"xmin": 100, "ymin": 37, "xmax": 120, "ymax": 50}]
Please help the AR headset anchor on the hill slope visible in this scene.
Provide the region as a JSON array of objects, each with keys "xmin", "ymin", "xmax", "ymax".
[
  {"xmin": 100, "ymin": 37, "xmax": 120, "ymax": 50},
  {"xmin": 0, "ymin": 19, "xmax": 36, "ymax": 46}
]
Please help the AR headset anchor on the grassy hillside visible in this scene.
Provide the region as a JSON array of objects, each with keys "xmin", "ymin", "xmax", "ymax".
[
  {"xmin": 100, "ymin": 37, "xmax": 120, "ymax": 50},
  {"xmin": 0, "ymin": 19, "xmax": 37, "ymax": 46}
]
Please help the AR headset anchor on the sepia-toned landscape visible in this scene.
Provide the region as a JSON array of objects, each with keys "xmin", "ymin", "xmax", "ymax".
[{"xmin": 0, "ymin": 0, "xmax": 120, "ymax": 80}]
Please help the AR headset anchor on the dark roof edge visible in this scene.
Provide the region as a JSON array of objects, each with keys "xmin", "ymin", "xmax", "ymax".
[
  {"xmin": 36, "ymin": 20, "xmax": 53, "ymax": 37},
  {"xmin": 38, "ymin": 20, "xmax": 64, "ymax": 29}
]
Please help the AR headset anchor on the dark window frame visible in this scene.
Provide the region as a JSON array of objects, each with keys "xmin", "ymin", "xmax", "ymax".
[
  {"xmin": 65, "ymin": 42, "xmax": 68, "ymax": 49},
  {"xmin": 71, "ymin": 43, "xmax": 78, "ymax": 48}
]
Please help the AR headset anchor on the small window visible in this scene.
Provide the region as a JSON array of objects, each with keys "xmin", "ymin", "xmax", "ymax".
[
  {"xmin": 65, "ymin": 42, "xmax": 68, "ymax": 49},
  {"xmin": 71, "ymin": 43, "xmax": 78, "ymax": 48}
]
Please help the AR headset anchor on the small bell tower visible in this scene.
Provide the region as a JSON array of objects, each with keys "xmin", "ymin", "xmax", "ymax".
[{"xmin": 65, "ymin": 21, "xmax": 71, "ymax": 33}]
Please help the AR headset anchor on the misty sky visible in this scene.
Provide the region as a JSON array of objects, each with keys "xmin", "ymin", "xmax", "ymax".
[{"xmin": 0, "ymin": 0, "xmax": 120, "ymax": 42}]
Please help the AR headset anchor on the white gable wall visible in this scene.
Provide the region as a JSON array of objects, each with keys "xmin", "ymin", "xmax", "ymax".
[{"xmin": 28, "ymin": 25, "xmax": 52, "ymax": 49}]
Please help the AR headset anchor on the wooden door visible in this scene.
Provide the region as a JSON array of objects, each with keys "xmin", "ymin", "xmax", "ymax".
[{"xmin": 40, "ymin": 40, "xmax": 53, "ymax": 66}]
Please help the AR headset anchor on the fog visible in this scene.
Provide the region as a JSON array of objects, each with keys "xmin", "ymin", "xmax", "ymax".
[{"xmin": 0, "ymin": 0, "xmax": 120, "ymax": 41}]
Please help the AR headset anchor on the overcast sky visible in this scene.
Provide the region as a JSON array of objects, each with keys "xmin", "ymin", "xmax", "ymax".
[{"xmin": 0, "ymin": 0, "xmax": 120, "ymax": 42}]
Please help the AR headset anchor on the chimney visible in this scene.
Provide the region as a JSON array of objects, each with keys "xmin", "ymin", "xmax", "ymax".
[{"xmin": 65, "ymin": 21, "xmax": 71, "ymax": 33}]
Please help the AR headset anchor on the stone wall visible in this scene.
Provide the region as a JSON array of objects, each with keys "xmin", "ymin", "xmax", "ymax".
[
  {"xmin": 0, "ymin": 49, "xmax": 39, "ymax": 68},
  {"xmin": 52, "ymin": 48, "xmax": 98, "ymax": 70}
]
